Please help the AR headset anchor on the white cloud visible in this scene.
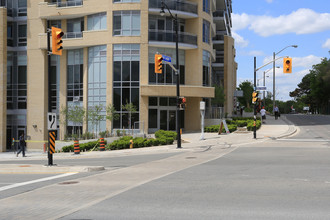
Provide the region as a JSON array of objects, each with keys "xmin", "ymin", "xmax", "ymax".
[
  {"xmin": 232, "ymin": 13, "xmax": 253, "ymax": 31},
  {"xmin": 248, "ymin": 50, "xmax": 265, "ymax": 56},
  {"xmin": 322, "ymin": 38, "xmax": 330, "ymax": 49},
  {"xmin": 233, "ymin": 9, "xmax": 330, "ymax": 37},
  {"xmin": 265, "ymin": 0, "xmax": 273, "ymax": 3},
  {"xmin": 232, "ymin": 31, "xmax": 249, "ymax": 47}
]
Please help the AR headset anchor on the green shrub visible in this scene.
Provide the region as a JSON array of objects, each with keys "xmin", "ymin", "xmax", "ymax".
[
  {"xmin": 247, "ymin": 120, "xmax": 261, "ymax": 131},
  {"xmin": 235, "ymin": 120, "xmax": 247, "ymax": 127},
  {"xmin": 155, "ymin": 130, "xmax": 177, "ymax": 140},
  {"xmin": 62, "ymin": 145, "xmax": 73, "ymax": 152}
]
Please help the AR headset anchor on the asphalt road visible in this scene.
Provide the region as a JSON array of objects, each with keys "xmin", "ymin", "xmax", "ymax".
[{"xmin": 2, "ymin": 114, "xmax": 330, "ymax": 219}]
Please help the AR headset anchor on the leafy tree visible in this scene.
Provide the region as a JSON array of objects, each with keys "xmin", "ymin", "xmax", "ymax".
[
  {"xmin": 106, "ymin": 104, "xmax": 120, "ymax": 135},
  {"xmin": 67, "ymin": 105, "xmax": 86, "ymax": 138},
  {"xmin": 290, "ymin": 58, "xmax": 330, "ymax": 114},
  {"xmin": 122, "ymin": 101, "xmax": 137, "ymax": 130},
  {"xmin": 211, "ymin": 84, "xmax": 225, "ymax": 107},
  {"xmin": 237, "ymin": 80, "xmax": 254, "ymax": 109},
  {"xmin": 88, "ymin": 104, "xmax": 104, "ymax": 138}
]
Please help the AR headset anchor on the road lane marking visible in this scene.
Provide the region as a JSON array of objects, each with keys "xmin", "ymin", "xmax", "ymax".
[{"xmin": 0, "ymin": 172, "xmax": 77, "ymax": 192}]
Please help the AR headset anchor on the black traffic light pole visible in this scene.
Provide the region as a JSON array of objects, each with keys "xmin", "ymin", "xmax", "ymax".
[
  {"xmin": 160, "ymin": 1, "xmax": 181, "ymax": 148},
  {"xmin": 47, "ymin": 21, "xmax": 53, "ymax": 166}
]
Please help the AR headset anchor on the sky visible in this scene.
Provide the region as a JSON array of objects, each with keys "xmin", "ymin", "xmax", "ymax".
[{"xmin": 232, "ymin": 0, "xmax": 330, "ymax": 101}]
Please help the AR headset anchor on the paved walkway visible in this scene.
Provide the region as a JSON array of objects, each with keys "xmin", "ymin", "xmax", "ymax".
[{"xmin": 0, "ymin": 114, "xmax": 297, "ymax": 173}]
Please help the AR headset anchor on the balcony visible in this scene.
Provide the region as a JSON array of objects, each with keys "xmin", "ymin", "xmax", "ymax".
[
  {"xmin": 50, "ymin": 0, "xmax": 83, "ymax": 7},
  {"xmin": 149, "ymin": 30, "xmax": 197, "ymax": 49},
  {"xmin": 38, "ymin": 0, "xmax": 103, "ymax": 20},
  {"xmin": 149, "ymin": 0, "xmax": 197, "ymax": 19}
]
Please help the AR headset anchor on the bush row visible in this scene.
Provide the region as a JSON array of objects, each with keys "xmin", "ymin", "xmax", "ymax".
[
  {"xmin": 61, "ymin": 130, "xmax": 177, "ymax": 152},
  {"xmin": 205, "ymin": 118, "xmax": 261, "ymax": 133}
]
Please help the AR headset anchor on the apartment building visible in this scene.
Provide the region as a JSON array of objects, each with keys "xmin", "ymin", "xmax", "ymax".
[{"xmin": 0, "ymin": 0, "xmax": 236, "ymax": 152}]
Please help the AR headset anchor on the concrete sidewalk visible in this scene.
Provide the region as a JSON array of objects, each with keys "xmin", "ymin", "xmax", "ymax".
[{"xmin": 0, "ymin": 114, "xmax": 296, "ymax": 173}]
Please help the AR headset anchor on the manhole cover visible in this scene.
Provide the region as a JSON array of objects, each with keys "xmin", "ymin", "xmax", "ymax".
[
  {"xmin": 19, "ymin": 165, "xmax": 31, "ymax": 167},
  {"xmin": 58, "ymin": 181, "xmax": 79, "ymax": 185},
  {"xmin": 186, "ymin": 157, "xmax": 196, "ymax": 159}
]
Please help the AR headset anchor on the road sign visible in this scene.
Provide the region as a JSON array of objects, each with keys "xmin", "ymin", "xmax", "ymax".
[
  {"xmin": 47, "ymin": 112, "xmax": 57, "ymax": 130},
  {"xmin": 256, "ymin": 86, "xmax": 267, "ymax": 91},
  {"xmin": 162, "ymin": 55, "xmax": 171, "ymax": 63},
  {"xmin": 48, "ymin": 131, "xmax": 56, "ymax": 154}
]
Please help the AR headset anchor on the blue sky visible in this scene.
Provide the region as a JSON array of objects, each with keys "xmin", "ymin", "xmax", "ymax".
[{"xmin": 232, "ymin": 0, "xmax": 330, "ymax": 101}]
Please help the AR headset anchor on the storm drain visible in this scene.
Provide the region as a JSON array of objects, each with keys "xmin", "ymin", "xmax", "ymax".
[{"xmin": 58, "ymin": 181, "xmax": 79, "ymax": 185}]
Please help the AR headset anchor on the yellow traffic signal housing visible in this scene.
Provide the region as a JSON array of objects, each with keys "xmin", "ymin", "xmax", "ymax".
[
  {"xmin": 252, "ymin": 91, "xmax": 258, "ymax": 104},
  {"xmin": 154, "ymin": 54, "xmax": 163, "ymax": 74},
  {"xmin": 283, "ymin": 57, "xmax": 292, "ymax": 73},
  {"xmin": 51, "ymin": 27, "xmax": 64, "ymax": 55}
]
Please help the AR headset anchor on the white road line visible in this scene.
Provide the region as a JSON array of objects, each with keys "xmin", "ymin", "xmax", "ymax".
[{"xmin": 0, "ymin": 172, "xmax": 77, "ymax": 192}]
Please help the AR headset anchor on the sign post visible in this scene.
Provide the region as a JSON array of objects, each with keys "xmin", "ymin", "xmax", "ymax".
[
  {"xmin": 200, "ymin": 101, "xmax": 205, "ymax": 140},
  {"xmin": 47, "ymin": 112, "xmax": 57, "ymax": 166}
]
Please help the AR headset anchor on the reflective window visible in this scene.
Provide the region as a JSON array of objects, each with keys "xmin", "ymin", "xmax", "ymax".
[
  {"xmin": 113, "ymin": 44, "xmax": 140, "ymax": 129},
  {"xmin": 113, "ymin": 11, "xmax": 140, "ymax": 36},
  {"xmin": 87, "ymin": 12, "xmax": 107, "ymax": 31}
]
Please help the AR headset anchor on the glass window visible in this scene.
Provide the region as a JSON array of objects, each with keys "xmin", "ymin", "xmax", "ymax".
[
  {"xmin": 67, "ymin": 49, "xmax": 83, "ymax": 102},
  {"xmin": 18, "ymin": 24, "xmax": 27, "ymax": 46},
  {"xmin": 203, "ymin": 20, "xmax": 210, "ymax": 44},
  {"xmin": 113, "ymin": 44, "xmax": 140, "ymax": 129},
  {"xmin": 87, "ymin": 12, "xmax": 107, "ymax": 31},
  {"xmin": 203, "ymin": 0, "xmax": 210, "ymax": 14},
  {"xmin": 113, "ymin": 11, "xmax": 140, "ymax": 36},
  {"xmin": 88, "ymin": 45, "xmax": 107, "ymax": 133}
]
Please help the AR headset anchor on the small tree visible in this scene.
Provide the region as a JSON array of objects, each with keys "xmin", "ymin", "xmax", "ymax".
[
  {"xmin": 106, "ymin": 104, "xmax": 120, "ymax": 135},
  {"xmin": 122, "ymin": 101, "xmax": 137, "ymax": 131},
  {"xmin": 67, "ymin": 105, "xmax": 86, "ymax": 139},
  {"xmin": 88, "ymin": 104, "xmax": 104, "ymax": 138}
]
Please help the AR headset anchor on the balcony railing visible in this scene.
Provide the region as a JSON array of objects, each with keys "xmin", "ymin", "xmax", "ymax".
[
  {"xmin": 212, "ymin": 35, "xmax": 224, "ymax": 41},
  {"xmin": 149, "ymin": 30, "xmax": 197, "ymax": 46},
  {"xmin": 213, "ymin": 10, "xmax": 225, "ymax": 17},
  {"xmin": 63, "ymin": 32, "xmax": 83, "ymax": 39},
  {"xmin": 149, "ymin": 0, "xmax": 197, "ymax": 15},
  {"xmin": 49, "ymin": 0, "xmax": 83, "ymax": 7}
]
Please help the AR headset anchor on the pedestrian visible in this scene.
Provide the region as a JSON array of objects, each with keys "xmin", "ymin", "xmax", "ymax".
[
  {"xmin": 16, "ymin": 133, "xmax": 26, "ymax": 157},
  {"xmin": 260, "ymin": 107, "xmax": 266, "ymax": 123},
  {"xmin": 274, "ymin": 105, "xmax": 279, "ymax": 120}
]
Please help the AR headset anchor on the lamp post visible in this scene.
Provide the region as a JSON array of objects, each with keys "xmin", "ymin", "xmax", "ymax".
[
  {"xmin": 263, "ymin": 66, "xmax": 279, "ymax": 107},
  {"xmin": 273, "ymin": 45, "xmax": 297, "ymax": 112},
  {"xmin": 160, "ymin": 0, "xmax": 181, "ymax": 148}
]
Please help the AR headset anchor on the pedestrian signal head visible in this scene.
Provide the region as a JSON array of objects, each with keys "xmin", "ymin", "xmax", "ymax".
[
  {"xmin": 283, "ymin": 57, "xmax": 292, "ymax": 73},
  {"xmin": 52, "ymin": 27, "xmax": 64, "ymax": 56},
  {"xmin": 154, "ymin": 54, "xmax": 163, "ymax": 74}
]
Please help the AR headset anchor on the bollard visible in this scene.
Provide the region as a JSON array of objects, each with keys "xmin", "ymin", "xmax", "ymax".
[
  {"xmin": 99, "ymin": 138, "xmax": 105, "ymax": 151},
  {"xmin": 130, "ymin": 139, "xmax": 133, "ymax": 149},
  {"xmin": 44, "ymin": 143, "xmax": 46, "ymax": 153},
  {"xmin": 74, "ymin": 140, "xmax": 80, "ymax": 154}
]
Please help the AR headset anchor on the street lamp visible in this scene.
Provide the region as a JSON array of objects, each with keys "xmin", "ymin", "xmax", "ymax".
[
  {"xmin": 273, "ymin": 45, "xmax": 298, "ymax": 112},
  {"xmin": 263, "ymin": 66, "xmax": 279, "ymax": 106},
  {"xmin": 160, "ymin": 0, "xmax": 181, "ymax": 148}
]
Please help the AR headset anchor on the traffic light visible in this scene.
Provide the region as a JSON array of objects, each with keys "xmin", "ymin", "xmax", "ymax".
[
  {"xmin": 252, "ymin": 91, "xmax": 258, "ymax": 104},
  {"xmin": 283, "ymin": 57, "xmax": 292, "ymax": 73},
  {"xmin": 154, "ymin": 54, "xmax": 163, "ymax": 74},
  {"xmin": 178, "ymin": 97, "xmax": 186, "ymax": 109},
  {"xmin": 51, "ymin": 27, "xmax": 64, "ymax": 55}
]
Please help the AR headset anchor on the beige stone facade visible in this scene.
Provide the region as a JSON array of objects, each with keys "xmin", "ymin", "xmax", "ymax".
[{"xmin": 0, "ymin": 0, "xmax": 236, "ymax": 151}]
